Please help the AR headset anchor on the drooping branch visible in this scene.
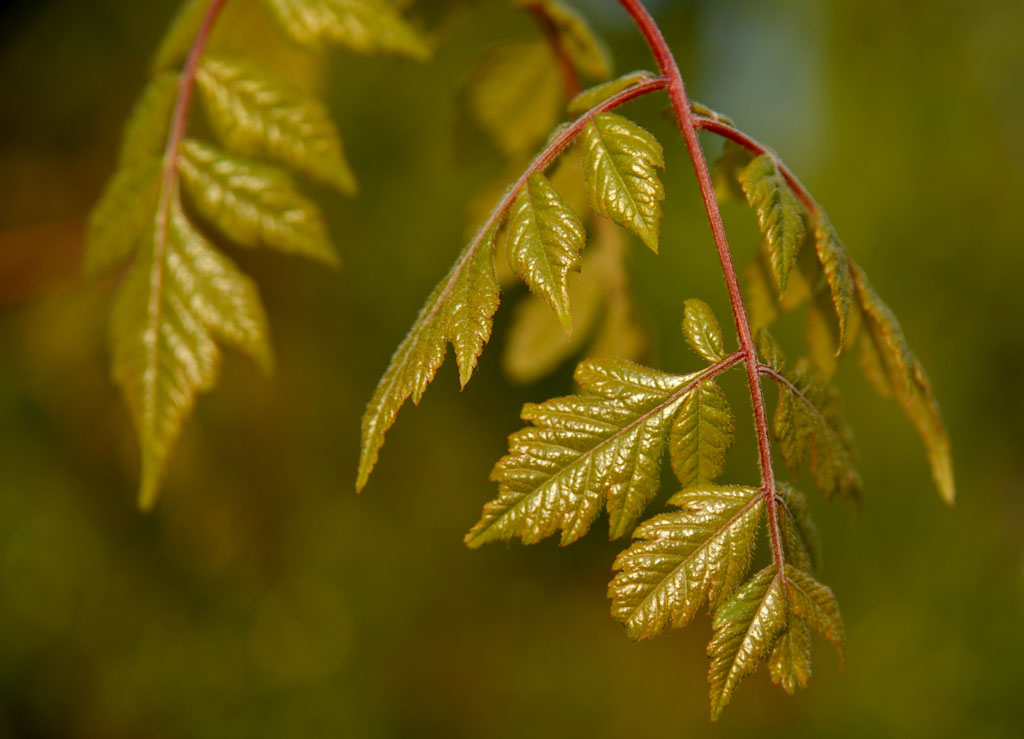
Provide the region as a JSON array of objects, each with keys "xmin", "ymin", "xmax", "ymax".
[{"xmin": 615, "ymin": 0, "xmax": 785, "ymax": 570}]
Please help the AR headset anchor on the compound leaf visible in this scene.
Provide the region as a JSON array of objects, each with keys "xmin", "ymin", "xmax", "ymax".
[
  {"xmin": 85, "ymin": 158, "xmax": 163, "ymax": 277},
  {"xmin": 259, "ymin": 0, "xmax": 430, "ymax": 60},
  {"xmin": 609, "ymin": 485, "xmax": 763, "ymax": 640},
  {"xmin": 178, "ymin": 139, "xmax": 337, "ymax": 265},
  {"xmin": 357, "ymin": 230, "xmax": 501, "ymax": 490},
  {"xmin": 111, "ymin": 197, "xmax": 271, "ymax": 510},
  {"xmin": 772, "ymin": 358, "xmax": 862, "ymax": 500},
  {"xmin": 739, "ymin": 154, "xmax": 805, "ymax": 293},
  {"xmin": 708, "ymin": 565, "xmax": 787, "ymax": 720},
  {"xmin": 466, "ymin": 359, "xmax": 704, "ymax": 547},
  {"xmin": 669, "ymin": 381, "xmax": 734, "ymax": 488},
  {"xmin": 522, "ymin": 0, "xmax": 612, "ymax": 81},
  {"xmin": 852, "ymin": 265, "xmax": 954, "ymax": 503},
  {"xmin": 463, "ymin": 39, "xmax": 563, "ymax": 159},
  {"xmin": 506, "ymin": 173, "xmax": 586, "ymax": 331},
  {"xmin": 581, "ymin": 113, "xmax": 664, "ymax": 252},
  {"xmin": 682, "ymin": 297, "xmax": 726, "ymax": 362},
  {"xmin": 568, "ymin": 70, "xmax": 655, "ymax": 115},
  {"xmin": 196, "ymin": 53, "xmax": 357, "ymax": 194},
  {"xmin": 118, "ymin": 72, "xmax": 179, "ymax": 168}
]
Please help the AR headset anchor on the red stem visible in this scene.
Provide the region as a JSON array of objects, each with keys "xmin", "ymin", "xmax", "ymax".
[{"xmin": 616, "ymin": 0, "xmax": 785, "ymax": 570}]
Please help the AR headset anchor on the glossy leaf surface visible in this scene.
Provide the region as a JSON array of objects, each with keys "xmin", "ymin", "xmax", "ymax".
[
  {"xmin": 739, "ymin": 154, "xmax": 805, "ymax": 293},
  {"xmin": 668, "ymin": 381, "xmax": 733, "ymax": 489},
  {"xmin": 682, "ymin": 297, "xmax": 726, "ymax": 362}
]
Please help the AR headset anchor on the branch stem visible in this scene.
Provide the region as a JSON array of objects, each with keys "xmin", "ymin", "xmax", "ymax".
[{"xmin": 616, "ymin": 0, "xmax": 785, "ymax": 570}]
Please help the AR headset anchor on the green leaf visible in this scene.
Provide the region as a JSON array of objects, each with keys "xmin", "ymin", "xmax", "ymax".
[
  {"xmin": 755, "ymin": 327, "xmax": 785, "ymax": 373},
  {"xmin": 111, "ymin": 197, "xmax": 271, "ymax": 510},
  {"xmin": 812, "ymin": 212, "xmax": 855, "ymax": 347},
  {"xmin": 259, "ymin": 0, "xmax": 430, "ymax": 60},
  {"xmin": 178, "ymin": 139, "xmax": 338, "ymax": 265},
  {"xmin": 84, "ymin": 158, "xmax": 163, "ymax": 277},
  {"xmin": 609, "ymin": 485, "xmax": 763, "ymax": 640},
  {"xmin": 739, "ymin": 154, "xmax": 806, "ymax": 293},
  {"xmin": 463, "ymin": 39, "xmax": 563, "ymax": 159},
  {"xmin": 691, "ymin": 100, "xmax": 735, "ymax": 126},
  {"xmin": 772, "ymin": 358, "xmax": 862, "ymax": 500},
  {"xmin": 681, "ymin": 297, "xmax": 726, "ymax": 362},
  {"xmin": 768, "ymin": 619, "xmax": 812, "ymax": 696},
  {"xmin": 708, "ymin": 565, "xmax": 787, "ymax": 720},
  {"xmin": 151, "ymin": 0, "xmax": 213, "ymax": 73},
  {"xmin": 776, "ymin": 483, "xmax": 819, "ymax": 572},
  {"xmin": 195, "ymin": 53, "xmax": 357, "ymax": 194},
  {"xmin": 506, "ymin": 173, "xmax": 586, "ymax": 331},
  {"xmin": 581, "ymin": 113, "xmax": 665, "ymax": 252},
  {"xmin": 357, "ymin": 230, "xmax": 501, "ymax": 490},
  {"xmin": 783, "ymin": 565, "xmax": 845, "ymax": 663},
  {"xmin": 521, "ymin": 0, "xmax": 612, "ymax": 81},
  {"xmin": 118, "ymin": 72, "xmax": 179, "ymax": 168},
  {"xmin": 805, "ymin": 293, "xmax": 840, "ymax": 379},
  {"xmin": 669, "ymin": 381, "xmax": 734, "ymax": 488},
  {"xmin": 567, "ymin": 70, "xmax": 655, "ymax": 115},
  {"xmin": 852, "ymin": 265, "xmax": 954, "ymax": 503},
  {"xmin": 466, "ymin": 359, "xmax": 705, "ymax": 547}
]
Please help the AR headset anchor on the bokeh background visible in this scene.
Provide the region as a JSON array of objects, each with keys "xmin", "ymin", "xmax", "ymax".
[{"xmin": 1, "ymin": 0, "xmax": 1023, "ymax": 736}]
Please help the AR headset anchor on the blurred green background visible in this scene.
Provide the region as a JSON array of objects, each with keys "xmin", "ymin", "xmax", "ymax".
[{"xmin": 1, "ymin": 0, "xmax": 1023, "ymax": 736}]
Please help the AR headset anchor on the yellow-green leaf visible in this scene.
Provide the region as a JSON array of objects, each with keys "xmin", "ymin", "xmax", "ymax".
[
  {"xmin": 783, "ymin": 565, "xmax": 845, "ymax": 663},
  {"xmin": 118, "ymin": 72, "xmax": 179, "ymax": 168},
  {"xmin": 466, "ymin": 359, "xmax": 706, "ymax": 547},
  {"xmin": 259, "ymin": 0, "xmax": 430, "ymax": 60},
  {"xmin": 567, "ymin": 70, "xmax": 655, "ymax": 115},
  {"xmin": 111, "ymin": 197, "xmax": 271, "ymax": 510},
  {"xmin": 852, "ymin": 265, "xmax": 954, "ymax": 503},
  {"xmin": 463, "ymin": 39, "xmax": 562, "ymax": 159},
  {"xmin": 708, "ymin": 565, "xmax": 788, "ymax": 720},
  {"xmin": 609, "ymin": 485, "xmax": 763, "ymax": 640},
  {"xmin": 768, "ymin": 619, "xmax": 812, "ymax": 696},
  {"xmin": 506, "ymin": 173, "xmax": 586, "ymax": 331},
  {"xmin": 805, "ymin": 293, "xmax": 840, "ymax": 379},
  {"xmin": 713, "ymin": 139, "xmax": 751, "ymax": 205},
  {"xmin": 691, "ymin": 100, "xmax": 735, "ymax": 126},
  {"xmin": 755, "ymin": 327, "xmax": 785, "ymax": 373},
  {"xmin": 196, "ymin": 53, "xmax": 357, "ymax": 194},
  {"xmin": 581, "ymin": 113, "xmax": 664, "ymax": 252},
  {"xmin": 681, "ymin": 297, "xmax": 726, "ymax": 362},
  {"xmin": 520, "ymin": 0, "xmax": 612, "ymax": 81},
  {"xmin": 812, "ymin": 212, "xmax": 855, "ymax": 347},
  {"xmin": 739, "ymin": 154, "xmax": 806, "ymax": 293},
  {"xmin": 357, "ymin": 230, "xmax": 501, "ymax": 490},
  {"xmin": 151, "ymin": 0, "xmax": 213, "ymax": 73},
  {"xmin": 84, "ymin": 158, "xmax": 163, "ymax": 277},
  {"xmin": 669, "ymin": 381, "xmax": 733, "ymax": 488},
  {"xmin": 178, "ymin": 139, "xmax": 338, "ymax": 265},
  {"xmin": 776, "ymin": 483, "xmax": 819, "ymax": 572}
]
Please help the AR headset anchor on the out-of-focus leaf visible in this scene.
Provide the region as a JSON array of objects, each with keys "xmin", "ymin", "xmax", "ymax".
[
  {"xmin": 463, "ymin": 39, "xmax": 562, "ymax": 158},
  {"xmin": 521, "ymin": 0, "xmax": 612, "ymax": 81},
  {"xmin": 739, "ymin": 154, "xmax": 806, "ymax": 293},
  {"xmin": 581, "ymin": 113, "xmax": 664, "ymax": 252},
  {"xmin": 506, "ymin": 173, "xmax": 585, "ymax": 331},
  {"xmin": 805, "ymin": 292, "xmax": 840, "ymax": 379},
  {"xmin": 151, "ymin": 0, "xmax": 213, "ymax": 73},
  {"xmin": 609, "ymin": 485, "xmax": 762, "ymax": 640},
  {"xmin": 357, "ymin": 230, "xmax": 500, "ymax": 490},
  {"xmin": 712, "ymin": 139, "xmax": 751, "ymax": 205},
  {"xmin": 84, "ymin": 158, "xmax": 163, "ymax": 277},
  {"xmin": 111, "ymin": 197, "xmax": 271, "ymax": 510},
  {"xmin": 772, "ymin": 358, "xmax": 862, "ymax": 500},
  {"xmin": 466, "ymin": 359, "xmax": 703, "ymax": 546},
  {"xmin": 669, "ymin": 381, "xmax": 733, "ymax": 488},
  {"xmin": 259, "ymin": 0, "xmax": 430, "ymax": 60},
  {"xmin": 567, "ymin": 70, "xmax": 655, "ymax": 115},
  {"xmin": 178, "ymin": 139, "xmax": 337, "ymax": 265},
  {"xmin": 118, "ymin": 72, "xmax": 179, "ymax": 168},
  {"xmin": 681, "ymin": 297, "xmax": 726, "ymax": 362},
  {"xmin": 196, "ymin": 54, "xmax": 357, "ymax": 193},
  {"xmin": 852, "ymin": 265, "xmax": 954, "ymax": 503},
  {"xmin": 756, "ymin": 327, "xmax": 785, "ymax": 372},
  {"xmin": 708, "ymin": 565, "xmax": 787, "ymax": 720}
]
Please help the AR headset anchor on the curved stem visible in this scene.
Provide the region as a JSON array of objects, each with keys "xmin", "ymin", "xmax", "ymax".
[{"xmin": 616, "ymin": 0, "xmax": 785, "ymax": 570}]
